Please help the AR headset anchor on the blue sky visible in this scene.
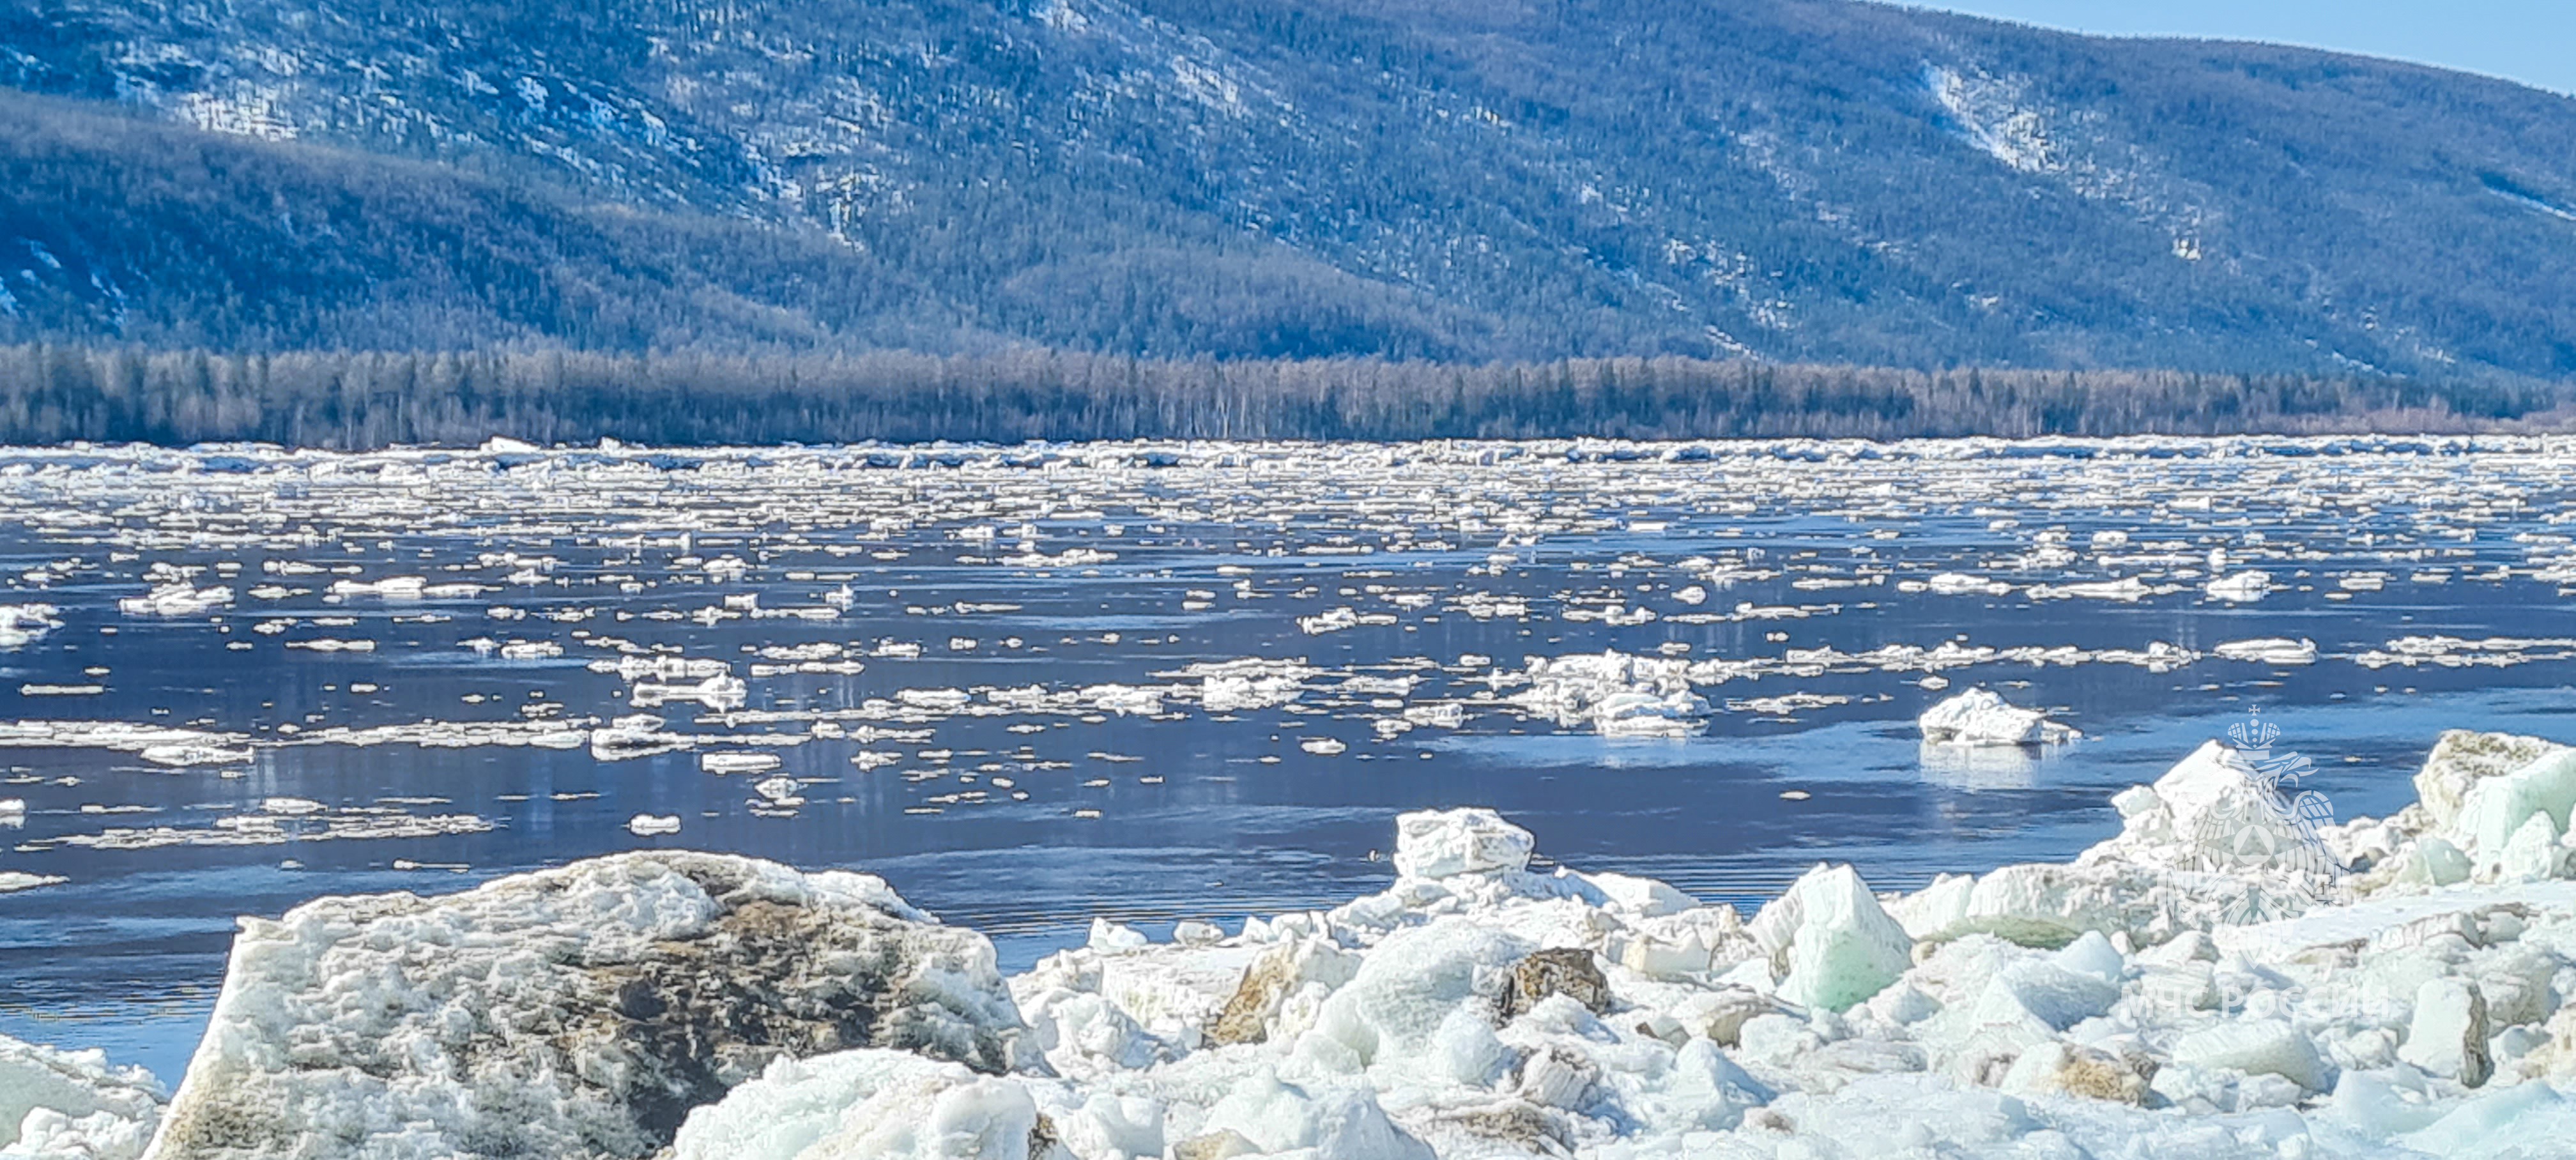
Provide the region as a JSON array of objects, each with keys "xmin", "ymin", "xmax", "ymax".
[{"xmin": 1900, "ymin": 1, "xmax": 2576, "ymax": 96}]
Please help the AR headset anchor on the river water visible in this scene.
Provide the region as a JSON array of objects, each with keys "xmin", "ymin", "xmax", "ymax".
[{"xmin": 3, "ymin": 436, "xmax": 2574, "ymax": 1082}]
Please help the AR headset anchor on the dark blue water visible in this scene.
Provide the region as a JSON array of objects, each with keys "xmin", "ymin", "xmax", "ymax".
[{"xmin": 1, "ymin": 437, "xmax": 2572, "ymax": 1083}]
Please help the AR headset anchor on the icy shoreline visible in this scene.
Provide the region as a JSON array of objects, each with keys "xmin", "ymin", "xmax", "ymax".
[{"xmin": 14, "ymin": 731, "xmax": 2576, "ymax": 1158}]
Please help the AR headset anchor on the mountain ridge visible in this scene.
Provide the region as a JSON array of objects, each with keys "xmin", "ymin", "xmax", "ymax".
[{"xmin": 3, "ymin": 0, "xmax": 2573, "ymax": 382}]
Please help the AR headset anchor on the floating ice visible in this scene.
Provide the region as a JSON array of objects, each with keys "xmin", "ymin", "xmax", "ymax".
[
  {"xmin": 0, "ymin": 604, "xmax": 60, "ymax": 648},
  {"xmin": 703, "ymin": 752, "xmax": 784, "ymax": 775},
  {"xmin": 137, "ymin": 744, "xmax": 252, "ymax": 768},
  {"xmin": 1923, "ymin": 572, "xmax": 2012, "ymax": 597},
  {"xmin": 1917, "ymin": 688, "xmax": 2076, "ymax": 747},
  {"xmin": 2205, "ymin": 570, "xmax": 2274, "ymax": 601},
  {"xmin": 2027, "ymin": 577, "xmax": 2163, "ymax": 602},
  {"xmin": 633, "ymin": 675, "xmax": 749, "ymax": 710},
  {"xmin": 1510, "ymin": 652, "xmax": 1710, "ymax": 736},
  {"xmin": 2213, "ymin": 637, "xmax": 2319, "ymax": 665},
  {"xmin": 115, "ymin": 583, "xmax": 233, "ymax": 616}
]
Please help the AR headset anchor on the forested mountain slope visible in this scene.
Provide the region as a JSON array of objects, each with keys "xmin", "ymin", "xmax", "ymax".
[{"xmin": 4, "ymin": 0, "xmax": 2575, "ymax": 380}]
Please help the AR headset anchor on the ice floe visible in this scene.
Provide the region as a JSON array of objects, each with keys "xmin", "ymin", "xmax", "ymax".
[
  {"xmin": 1508, "ymin": 652, "xmax": 1711, "ymax": 736},
  {"xmin": 1917, "ymin": 689, "xmax": 2078, "ymax": 747},
  {"xmin": 2213, "ymin": 637, "xmax": 2320, "ymax": 666},
  {"xmin": 0, "ymin": 604, "xmax": 60, "ymax": 648}
]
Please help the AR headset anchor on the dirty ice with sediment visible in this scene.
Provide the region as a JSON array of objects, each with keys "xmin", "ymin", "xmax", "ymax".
[{"xmin": 6, "ymin": 436, "xmax": 2576, "ymax": 1156}]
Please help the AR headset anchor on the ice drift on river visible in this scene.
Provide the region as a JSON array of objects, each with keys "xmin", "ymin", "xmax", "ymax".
[{"xmin": 40, "ymin": 730, "xmax": 2576, "ymax": 1157}]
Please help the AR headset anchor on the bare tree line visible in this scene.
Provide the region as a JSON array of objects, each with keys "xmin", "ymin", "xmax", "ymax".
[{"xmin": 0, "ymin": 343, "xmax": 2561, "ymax": 448}]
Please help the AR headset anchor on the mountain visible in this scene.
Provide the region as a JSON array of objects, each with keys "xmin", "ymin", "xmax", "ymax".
[{"xmin": 5, "ymin": 0, "xmax": 2576, "ymax": 381}]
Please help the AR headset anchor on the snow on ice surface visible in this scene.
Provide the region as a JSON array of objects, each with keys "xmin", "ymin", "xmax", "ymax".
[
  {"xmin": 0, "ymin": 1032, "xmax": 164, "ymax": 1159},
  {"xmin": 144, "ymin": 852, "xmax": 1031, "ymax": 1159},
  {"xmin": 17, "ymin": 436, "xmax": 2576, "ymax": 1147},
  {"xmin": 628, "ymin": 737, "xmax": 2576, "ymax": 1158},
  {"xmin": 23, "ymin": 728, "xmax": 2576, "ymax": 1155},
  {"xmin": 1917, "ymin": 688, "xmax": 2077, "ymax": 747}
]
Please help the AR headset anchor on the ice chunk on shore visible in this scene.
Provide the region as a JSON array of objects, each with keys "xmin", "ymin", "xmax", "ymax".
[
  {"xmin": 2400, "ymin": 979, "xmax": 2493, "ymax": 1087},
  {"xmin": 2451, "ymin": 749, "xmax": 2576, "ymax": 862},
  {"xmin": 2082, "ymin": 738, "xmax": 2288, "ymax": 871},
  {"xmin": 1198, "ymin": 1071, "xmax": 1432, "ymax": 1160},
  {"xmin": 668, "ymin": 1050, "xmax": 1046, "ymax": 1160},
  {"xmin": 1917, "ymin": 688, "xmax": 2076, "ymax": 747},
  {"xmin": 2170, "ymin": 1019, "xmax": 2327, "ymax": 1092},
  {"xmin": 1749, "ymin": 864, "xmax": 1913, "ymax": 1012},
  {"xmin": 0, "ymin": 1032, "xmax": 164, "ymax": 1160},
  {"xmin": 148, "ymin": 852, "xmax": 1033, "ymax": 1159}
]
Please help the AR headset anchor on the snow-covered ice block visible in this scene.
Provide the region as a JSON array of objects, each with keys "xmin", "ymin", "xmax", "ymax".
[
  {"xmin": 147, "ymin": 852, "xmax": 1032, "ymax": 1159},
  {"xmin": 2169, "ymin": 1019, "xmax": 2327, "ymax": 1093},
  {"xmin": 2398, "ymin": 978, "xmax": 2492, "ymax": 1087},
  {"xmin": 1916, "ymin": 689, "xmax": 2074, "ymax": 747},
  {"xmin": 1198, "ymin": 1071, "xmax": 1432, "ymax": 1160},
  {"xmin": 2211, "ymin": 637, "xmax": 2318, "ymax": 665},
  {"xmin": 2204, "ymin": 570, "xmax": 2273, "ymax": 601},
  {"xmin": 1310, "ymin": 918, "xmax": 1529, "ymax": 1073},
  {"xmin": 2452, "ymin": 749, "xmax": 2576, "ymax": 862},
  {"xmin": 667, "ymin": 1049, "xmax": 1064, "ymax": 1160},
  {"xmin": 0, "ymin": 1033, "xmax": 164, "ymax": 1160},
  {"xmin": 1982, "ymin": 957, "xmax": 2120, "ymax": 1031},
  {"xmin": 1750, "ymin": 864, "xmax": 1912, "ymax": 1012},
  {"xmin": 2413, "ymin": 731, "xmax": 2570, "ymax": 834},
  {"xmin": 1392, "ymin": 809, "xmax": 1535, "ymax": 880},
  {"xmin": 2400, "ymin": 1081, "xmax": 2576, "ymax": 1157}
]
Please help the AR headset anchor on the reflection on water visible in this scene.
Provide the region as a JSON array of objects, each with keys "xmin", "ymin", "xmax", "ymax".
[{"xmin": 1917, "ymin": 740, "xmax": 2041, "ymax": 790}]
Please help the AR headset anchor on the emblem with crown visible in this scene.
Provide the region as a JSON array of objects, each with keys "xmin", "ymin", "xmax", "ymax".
[{"xmin": 2193, "ymin": 710, "xmax": 2347, "ymax": 924}]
